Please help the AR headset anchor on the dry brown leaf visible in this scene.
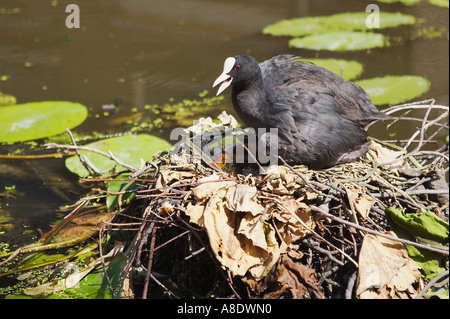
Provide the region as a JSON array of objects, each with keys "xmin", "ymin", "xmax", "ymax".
[
  {"xmin": 274, "ymin": 198, "xmax": 315, "ymax": 245},
  {"xmin": 243, "ymin": 255, "xmax": 324, "ymax": 299},
  {"xmin": 238, "ymin": 214, "xmax": 280, "ymax": 279},
  {"xmin": 353, "ymin": 195, "xmax": 376, "ymax": 220},
  {"xmin": 356, "ymin": 232, "xmax": 420, "ymax": 299},
  {"xmin": 238, "ymin": 213, "xmax": 270, "ymax": 251},
  {"xmin": 156, "ymin": 169, "xmax": 196, "ymax": 188},
  {"xmin": 345, "ymin": 183, "xmax": 376, "ymax": 219},
  {"xmin": 264, "ymin": 178, "xmax": 290, "ymax": 195},
  {"xmin": 369, "ymin": 141, "xmax": 407, "ymax": 168},
  {"xmin": 192, "ymin": 181, "xmax": 236, "ymax": 200},
  {"xmin": 190, "ymin": 183, "xmax": 280, "ymax": 279},
  {"xmin": 202, "ymin": 191, "xmax": 264, "ymax": 277},
  {"xmin": 185, "ymin": 202, "xmax": 205, "ymax": 227},
  {"xmin": 226, "ymin": 184, "xmax": 264, "ymax": 216},
  {"xmin": 263, "ymin": 165, "xmax": 302, "ymax": 195},
  {"xmin": 203, "ymin": 196, "xmax": 267, "ymax": 276}
]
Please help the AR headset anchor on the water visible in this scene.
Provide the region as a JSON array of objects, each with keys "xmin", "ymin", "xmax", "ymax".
[{"xmin": 0, "ymin": 0, "xmax": 448, "ymax": 245}]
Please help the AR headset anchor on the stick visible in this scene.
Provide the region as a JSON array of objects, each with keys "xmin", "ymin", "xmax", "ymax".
[
  {"xmin": 310, "ymin": 205, "xmax": 449, "ymax": 255},
  {"xmin": 45, "ymin": 140, "xmax": 137, "ymax": 172},
  {"xmin": 142, "ymin": 222, "xmax": 157, "ymax": 299},
  {"xmin": 274, "ymin": 199, "xmax": 359, "ymax": 267},
  {"xmin": 415, "ymin": 270, "xmax": 449, "ymax": 299},
  {"xmin": 66, "ymin": 128, "xmax": 102, "ymax": 174}
]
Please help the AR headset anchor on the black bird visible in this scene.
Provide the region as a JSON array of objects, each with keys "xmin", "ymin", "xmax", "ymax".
[{"xmin": 213, "ymin": 54, "xmax": 389, "ymax": 169}]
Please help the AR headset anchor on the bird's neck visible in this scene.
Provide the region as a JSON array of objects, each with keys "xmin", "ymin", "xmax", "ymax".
[{"xmin": 231, "ymin": 76, "xmax": 268, "ymax": 128}]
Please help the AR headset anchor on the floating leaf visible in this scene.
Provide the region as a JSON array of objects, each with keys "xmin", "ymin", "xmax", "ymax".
[
  {"xmin": 65, "ymin": 134, "xmax": 172, "ymax": 177},
  {"xmin": 355, "ymin": 75, "xmax": 431, "ymax": 105},
  {"xmin": 57, "ymin": 252, "xmax": 128, "ymax": 299},
  {"xmin": 428, "ymin": 0, "xmax": 449, "ymax": 7},
  {"xmin": 289, "ymin": 31, "xmax": 385, "ymax": 51},
  {"xmin": 294, "ymin": 58, "xmax": 363, "ymax": 80},
  {"xmin": 0, "ymin": 101, "xmax": 87, "ymax": 144},
  {"xmin": 372, "ymin": 0, "xmax": 422, "ymax": 5},
  {"xmin": 263, "ymin": 12, "xmax": 415, "ymax": 37},
  {"xmin": 264, "ymin": 16, "xmax": 330, "ymax": 37}
]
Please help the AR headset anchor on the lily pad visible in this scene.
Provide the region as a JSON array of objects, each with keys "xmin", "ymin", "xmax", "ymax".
[
  {"xmin": 56, "ymin": 252, "xmax": 128, "ymax": 299},
  {"xmin": 375, "ymin": 0, "xmax": 449, "ymax": 8},
  {"xmin": 428, "ymin": 0, "xmax": 449, "ymax": 7},
  {"xmin": 294, "ymin": 58, "xmax": 363, "ymax": 80},
  {"xmin": 289, "ymin": 31, "xmax": 385, "ymax": 51},
  {"xmin": 263, "ymin": 12, "xmax": 415, "ymax": 37},
  {"xmin": 373, "ymin": 0, "xmax": 422, "ymax": 5},
  {"xmin": 106, "ymin": 173, "xmax": 140, "ymax": 212},
  {"xmin": 0, "ymin": 101, "xmax": 88, "ymax": 144},
  {"xmin": 65, "ymin": 134, "xmax": 172, "ymax": 177},
  {"xmin": 355, "ymin": 75, "xmax": 431, "ymax": 105}
]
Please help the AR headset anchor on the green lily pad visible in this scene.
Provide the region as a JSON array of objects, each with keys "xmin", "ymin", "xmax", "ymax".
[
  {"xmin": 54, "ymin": 252, "xmax": 128, "ymax": 299},
  {"xmin": 106, "ymin": 173, "xmax": 140, "ymax": 212},
  {"xmin": 428, "ymin": 0, "xmax": 449, "ymax": 7},
  {"xmin": 355, "ymin": 75, "xmax": 431, "ymax": 105},
  {"xmin": 373, "ymin": 0, "xmax": 421, "ymax": 5},
  {"xmin": 65, "ymin": 134, "xmax": 172, "ymax": 177},
  {"xmin": 263, "ymin": 12, "xmax": 415, "ymax": 37},
  {"xmin": 375, "ymin": 0, "xmax": 449, "ymax": 8},
  {"xmin": 289, "ymin": 31, "xmax": 385, "ymax": 51},
  {"xmin": 294, "ymin": 58, "xmax": 363, "ymax": 80},
  {"xmin": 0, "ymin": 101, "xmax": 88, "ymax": 144}
]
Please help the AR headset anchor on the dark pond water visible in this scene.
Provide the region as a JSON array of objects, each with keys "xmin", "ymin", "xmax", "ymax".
[{"xmin": 0, "ymin": 0, "xmax": 449, "ymax": 246}]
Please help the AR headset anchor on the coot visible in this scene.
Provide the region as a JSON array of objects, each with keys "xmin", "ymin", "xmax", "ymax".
[{"xmin": 213, "ymin": 55, "xmax": 389, "ymax": 169}]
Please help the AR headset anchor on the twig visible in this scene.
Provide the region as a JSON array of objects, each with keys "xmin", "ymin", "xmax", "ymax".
[
  {"xmin": 279, "ymin": 156, "xmax": 340, "ymax": 201},
  {"xmin": 345, "ymin": 270, "xmax": 358, "ymax": 299},
  {"xmin": 372, "ymin": 189, "xmax": 449, "ymax": 198},
  {"xmin": 66, "ymin": 128, "xmax": 102, "ymax": 175},
  {"xmin": 310, "ymin": 205, "xmax": 449, "ymax": 255},
  {"xmin": 379, "ymin": 101, "xmax": 449, "ymax": 167},
  {"xmin": 0, "ymin": 152, "xmax": 76, "ymax": 159},
  {"xmin": 382, "ymin": 99, "xmax": 448, "ymax": 115},
  {"xmin": 302, "ymin": 238, "xmax": 345, "ymax": 266},
  {"xmin": 45, "ymin": 140, "xmax": 137, "ymax": 172},
  {"xmin": 415, "ymin": 270, "xmax": 449, "ymax": 299},
  {"xmin": 149, "ymin": 272, "xmax": 180, "ymax": 298},
  {"xmin": 274, "ymin": 199, "xmax": 359, "ymax": 267},
  {"xmin": 142, "ymin": 221, "xmax": 157, "ymax": 299},
  {"xmin": 242, "ymin": 143, "xmax": 266, "ymax": 173},
  {"xmin": 98, "ymin": 228, "xmax": 114, "ymax": 298}
]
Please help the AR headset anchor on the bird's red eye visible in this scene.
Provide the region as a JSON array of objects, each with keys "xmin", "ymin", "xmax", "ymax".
[{"xmin": 236, "ymin": 65, "xmax": 241, "ymax": 70}]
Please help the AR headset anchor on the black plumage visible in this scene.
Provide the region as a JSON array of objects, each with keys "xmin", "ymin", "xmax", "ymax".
[{"xmin": 213, "ymin": 54, "xmax": 389, "ymax": 169}]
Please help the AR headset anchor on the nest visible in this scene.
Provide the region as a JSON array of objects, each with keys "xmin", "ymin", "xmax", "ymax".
[
  {"xmin": 105, "ymin": 99, "xmax": 448, "ymax": 299},
  {"xmin": 1, "ymin": 100, "xmax": 448, "ymax": 299}
]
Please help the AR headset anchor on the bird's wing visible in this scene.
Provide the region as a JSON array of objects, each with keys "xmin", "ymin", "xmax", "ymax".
[
  {"xmin": 266, "ymin": 83, "xmax": 370, "ymax": 168},
  {"xmin": 261, "ymin": 56, "xmax": 388, "ymax": 124}
]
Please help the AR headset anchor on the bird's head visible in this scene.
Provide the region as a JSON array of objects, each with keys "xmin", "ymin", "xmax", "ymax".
[{"xmin": 212, "ymin": 55, "xmax": 259, "ymax": 96}]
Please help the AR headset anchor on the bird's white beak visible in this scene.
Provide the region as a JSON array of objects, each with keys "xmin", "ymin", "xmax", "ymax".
[{"xmin": 213, "ymin": 57, "xmax": 236, "ymax": 96}]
